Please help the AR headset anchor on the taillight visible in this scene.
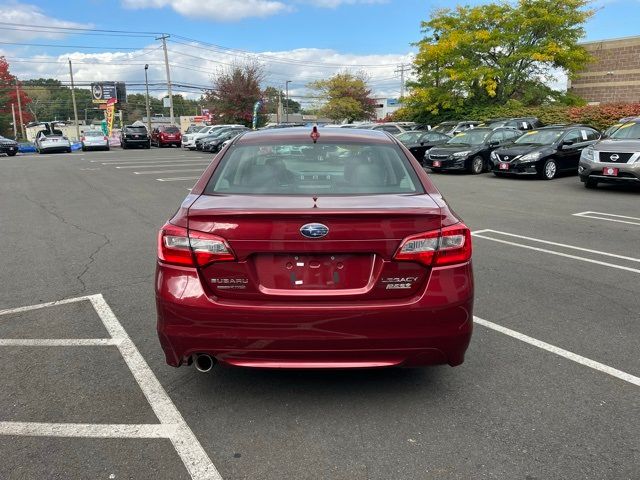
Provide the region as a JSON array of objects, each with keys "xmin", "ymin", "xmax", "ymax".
[
  {"xmin": 81, "ymin": 136, "xmax": 85, "ymax": 141},
  {"xmin": 104, "ymin": 136, "xmax": 108, "ymax": 141},
  {"xmin": 394, "ymin": 224, "xmax": 472, "ymax": 267},
  {"xmin": 157, "ymin": 224, "xmax": 235, "ymax": 267}
]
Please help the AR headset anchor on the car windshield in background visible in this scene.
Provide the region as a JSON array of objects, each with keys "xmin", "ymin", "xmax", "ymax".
[
  {"xmin": 186, "ymin": 126, "xmax": 204, "ymax": 134},
  {"xmin": 447, "ymin": 130, "xmax": 489, "ymax": 145},
  {"xmin": 431, "ymin": 123, "xmax": 455, "ymax": 133},
  {"xmin": 609, "ymin": 122, "xmax": 640, "ymax": 139},
  {"xmin": 85, "ymin": 131, "xmax": 104, "ymax": 137},
  {"xmin": 205, "ymin": 143, "xmax": 423, "ymax": 195},
  {"xmin": 126, "ymin": 126, "xmax": 147, "ymax": 133},
  {"xmin": 396, "ymin": 131, "xmax": 426, "ymax": 143},
  {"xmin": 514, "ymin": 129, "xmax": 563, "ymax": 145}
]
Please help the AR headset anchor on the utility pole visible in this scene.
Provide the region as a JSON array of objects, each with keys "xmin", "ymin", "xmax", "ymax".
[
  {"xmin": 15, "ymin": 79, "xmax": 25, "ymax": 140},
  {"xmin": 11, "ymin": 104, "xmax": 17, "ymax": 139},
  {"xmin": 395, "ymin": 64, "xmax": 411, "ymax": 98},
  {"xmin": 285, "ymin": 80, "xmax": 291, "ymax": 124},
  {"xmin": 157, "ymin": 34, "xmax": 174, "ymax": 125},
  {"xmin": 144, "ymin": 64, "xmax": 152, "ymax": 133},
  {"xmin": 68, "ymin": 59, "xmax": 81, "ymax": 141}
]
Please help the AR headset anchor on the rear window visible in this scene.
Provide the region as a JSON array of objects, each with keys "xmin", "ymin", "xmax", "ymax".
[
  {"xmin": 84, "ymin": 131, "xmax": 103, "ymax": 137},
  {"xmin": 126, "ymin": 126, "xmax": 147, "ymax": 133},
  {"xmin": 164, "ymin": 126, "xmax": 180, "ymax": 133},
  {"xmin": 205, "ymin": 143, "xmax": 424, "ymax": 195}
]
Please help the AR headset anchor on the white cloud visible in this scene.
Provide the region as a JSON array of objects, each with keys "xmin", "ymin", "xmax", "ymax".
[
  {"xmin": 0, "ymin": 2, "xmax": 92, "ymax": 40},
  {"xmin": 306, "ymin": 0, "xmax": 389, "ymax": 7},
  {"xmin": 120, "ymin": 0, "xmax": 389, "ymax": 21},
  {"xmin": 6, "ymin": 42, "xmax": 413, "ymax": 103},
  {"xmin": 121, "ymin": 0, "xmax": 292, "ymax": 21}
]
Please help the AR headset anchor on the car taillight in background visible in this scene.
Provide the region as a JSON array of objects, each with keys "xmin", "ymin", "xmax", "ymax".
[
  {"xmin": 394, "ymin": 224, "xmax": 472, "ymax": 267},
  {"xmin": 81, "ymin": 136, "xmax": 85, "ymax": 141},
  {"xmin": 104, "ymin": 136, "xmax": 109, "ymax": 141},
  {"xmin": 157, "ymin": 223, "xmax": 235, "ymax": 267}
]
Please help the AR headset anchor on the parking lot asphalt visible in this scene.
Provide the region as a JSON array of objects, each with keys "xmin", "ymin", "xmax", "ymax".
[{"xmin": 0, "ymin": 148, "xmax": 638, "ymax": 480}]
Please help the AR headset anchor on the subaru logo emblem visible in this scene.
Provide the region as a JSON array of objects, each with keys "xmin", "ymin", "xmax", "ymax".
[
  {"xmin": 504, "ymin": 156, "xmax": 509, "ymax": 160},
  {"xmin": 300, "ymin": 223, "xmax": 329, "ymax": 239},
  {"xmin": 610, "ymin": 154, "xmax": 619, "ymax": 161}
]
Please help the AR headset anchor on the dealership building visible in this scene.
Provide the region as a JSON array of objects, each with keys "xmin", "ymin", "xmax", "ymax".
[{"xmin": 569, "ymin": 35, "xmax": 640, "ymax": 104}]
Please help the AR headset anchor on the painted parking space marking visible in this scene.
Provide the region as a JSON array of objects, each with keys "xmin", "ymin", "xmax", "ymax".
[
  {"xmin": 134, "ymin": 169, "xmax": 205, "ymax": 175},
  {"xmin": 94, "ymin": 157, "xmax": 207, "ymax": 164},
  {"xmin": 157, "ymin": 176, "xmax": 200, "ymax": 182},
  {"xmin": 0, "ymin": 294, "xmax": 222, "ymax": 480},
  {"xmin": 116, "ymin": 162, "xmax": 210, "ymax": 169},
  {"xmin": 573, "ymin": 211, "xmax": 640, "ymax": 226},
  {"xmin": 474, "ymin": 316, "xmax": 640, "ymax": 387},
  {"xmin": 472, "ymin": 229, "xmax": 640, "ymax": 274}
]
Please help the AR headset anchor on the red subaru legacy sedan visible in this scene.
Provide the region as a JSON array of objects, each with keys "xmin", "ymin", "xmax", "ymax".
[{"xmin": 156, "ymin": 127, "xmax": 473, "ymax": 371}]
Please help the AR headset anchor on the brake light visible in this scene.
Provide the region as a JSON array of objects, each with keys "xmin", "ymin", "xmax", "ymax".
[
  {"xmin": 394, "ymin": 224, "xmax": 472, "ymax": 267},
  {"xmin": 157, "ymin": 223, "xmax": 235, "ymax": 267},
  {"xmin": 81, "ymin": 136, "xmax": 85, "ymax": 142}
]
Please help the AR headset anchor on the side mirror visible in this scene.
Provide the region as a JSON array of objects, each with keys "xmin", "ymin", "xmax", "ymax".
[
  {"xmin": 489, "ymin": 141, "xmax": 499, "ymax": 148},
  {"xmin": 561, "ymin": 140, "xmax": 575, "ymax": 149}
]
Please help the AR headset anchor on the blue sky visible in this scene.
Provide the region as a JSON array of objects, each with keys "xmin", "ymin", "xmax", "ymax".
[{"xmin": 0, "ymin": 0, "xmax": 638, "ymax": 101}]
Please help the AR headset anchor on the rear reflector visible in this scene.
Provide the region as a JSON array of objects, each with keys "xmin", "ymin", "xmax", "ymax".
[
  {"xmin": 158, "ymin": 223, "xmax": 235, "ymax": 267},
  {"xmin": 394, "ymin": 224, "xmax": 472, "ymax": 267}
]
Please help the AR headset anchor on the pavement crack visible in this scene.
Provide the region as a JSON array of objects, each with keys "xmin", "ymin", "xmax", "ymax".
[{"xmin": 22, "ymin": 193, "xmax": 112, "ymax": 292}]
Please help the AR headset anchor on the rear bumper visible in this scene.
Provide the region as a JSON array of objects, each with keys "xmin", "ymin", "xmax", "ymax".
[{"xmin": 155, "ymin": 262, "xmax": 474, "ymax": 369}]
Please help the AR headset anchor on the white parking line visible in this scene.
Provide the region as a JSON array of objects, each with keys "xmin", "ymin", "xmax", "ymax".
[
  {"xmin": 157, "ymin": 176, "xmax": 200, "ymax": 182},
  {"xmin": 95, "ymin": 157, "xmax": 207, "ymax": 164},
  {"xmin": 474, "ymin": 316, "xmax": 640, "ymax": 387},
  {"xmin": 116, "ymin": 163, "xmax": 209, "ymax": 169},
  {"xmin": 88, "ymin": 294, "xmax": 222, "ymax": 480},
  {"xmin": 472, "ymin": 230, "xmax": 640, "ymax": 274},
  {"xmin": 134, "ymin": 169, "xmax": 205, "ymax": 175},
  {"xmin": 0, "ymin": 338, "xmax": 119, "ymax": 346},
  {"xmin": 573, "ymin": 211, "xmax": 640, "ymax": 226},
  {"xmin": 0, "ymin": 294, "xmax": 222, "ymax": 480},
  {"xmin": 0, "ymin": 422, "xmax": 173, "ymax": 438}
]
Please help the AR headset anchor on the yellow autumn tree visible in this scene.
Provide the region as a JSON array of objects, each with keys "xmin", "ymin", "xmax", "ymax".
[{"xmin": 403, "ymin": 0, "xmax": 594, "ymax": 116}]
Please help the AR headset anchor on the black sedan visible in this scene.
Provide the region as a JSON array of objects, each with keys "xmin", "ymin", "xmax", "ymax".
[
  {"xmin": 0, "ymin": 135, "xmax": 19, "ymax": 156},
  {"xmin": 490, "ymin": 125, "xmax": 600, "ymax": 180},
  {"xmin": 202, "ymin": 127, "xmax": 249, "ymax": 153},
  {"xmin": 425, "ymin": 127, "xmax": 523, "ymax": 174},
  {"xmin": 396, "ymin": 130, "xmax": 450, "ymax": 163}
]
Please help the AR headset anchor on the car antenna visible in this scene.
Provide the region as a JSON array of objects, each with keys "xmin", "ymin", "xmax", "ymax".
[{"xmin": 312, "ymin": 196, "xmax": 318, "ymax": 208}]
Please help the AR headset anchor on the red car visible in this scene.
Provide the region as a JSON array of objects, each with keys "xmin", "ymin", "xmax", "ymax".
[
  {"xmin": 151, "ymin": 125, "xmax": 182, "ymax": 147},
  {"xmin": 156, "ymin": 127, "xmax": 474, "ymax": 372}
]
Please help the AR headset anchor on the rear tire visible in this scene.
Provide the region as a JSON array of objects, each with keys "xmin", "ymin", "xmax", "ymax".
[
  {"xmin": 67, "ymin": 148, "xmax": 72, "ymax": 153},
  {"xmin": 584, "ymin": 177, "xmax": 598, "ymax": 189},
  {"xmin": 7, "ymin": 151, "xmax": 17, "ymax": 156},
  {"xmin": 493, "ymin": 172, "xmax": 505, "ymax": 177},
  {"xmin": 469, "ymin": 155, "xmax": 484, "ymax": 174},
  {"xmin": 122, "ymin": 142, "xmax": 127, "ymax": 150},
  {"xmin": 539, "ymin": 159, "xmax": 557, "ymax": 180}
]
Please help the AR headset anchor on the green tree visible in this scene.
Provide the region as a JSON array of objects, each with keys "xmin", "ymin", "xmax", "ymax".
[
  {"xmin": 307, "ymin": 72, "xmax": 376, "ymax": 122},
  {"xmin": 262, "ymin": 86, "xmax": 301, "ymax": 115},
  {"xmin": 405, "ymin": 0, "xmax": 594, "ymax": 116}
]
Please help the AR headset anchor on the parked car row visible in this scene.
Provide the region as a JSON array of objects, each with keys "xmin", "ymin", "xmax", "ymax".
[{"xmin": 394, "ymin": 117, "xmax": 639, "ymax": 188}]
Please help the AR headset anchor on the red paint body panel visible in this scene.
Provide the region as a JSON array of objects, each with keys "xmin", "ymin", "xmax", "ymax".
[{"xmin": 156, "ymin": 128, "xmax": 474, "ymax": 369}]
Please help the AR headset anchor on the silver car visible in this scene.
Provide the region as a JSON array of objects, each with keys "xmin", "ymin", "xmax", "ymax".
[
  {"xmin": 579, "ymin": 120, "xmax": 640, "ymax": 189},
  {"xmin": 35, "ymin": 131, "xmax": 72, "ymax": 154},
  {"xmin": 81, "ymin": 130, "xmax": 110, "ymax": 151}
]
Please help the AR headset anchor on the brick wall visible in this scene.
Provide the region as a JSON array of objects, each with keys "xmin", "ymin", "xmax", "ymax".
[{"xmin": 569, "ymin": 37, "xmax": 640, "ymax": 104}]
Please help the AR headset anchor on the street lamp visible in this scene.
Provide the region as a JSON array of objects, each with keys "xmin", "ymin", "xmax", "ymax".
[
  {"xmin": 285, "ymin": 80, "xmax": 291, "ymax": 124},
  {"xmin": 144, "ymin": 64, "xmax": 151, "ymax": 133}
]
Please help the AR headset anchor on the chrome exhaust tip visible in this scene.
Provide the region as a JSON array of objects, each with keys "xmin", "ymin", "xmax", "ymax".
[{"xmin": 194, "ymin": 354, "xmax": 215, "ymax": 373}]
